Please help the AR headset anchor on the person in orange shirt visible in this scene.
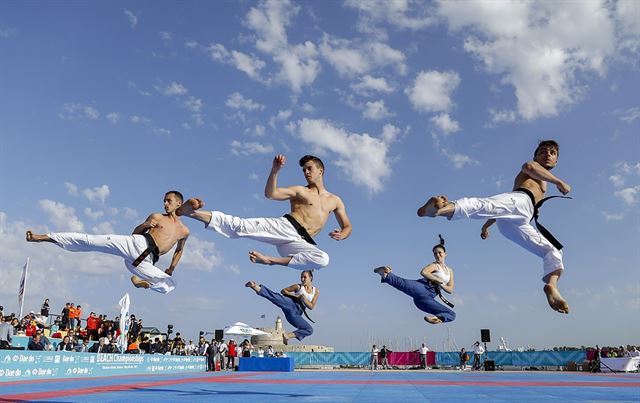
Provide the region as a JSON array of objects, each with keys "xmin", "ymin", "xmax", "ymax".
[
  {"xmin": 75, "ymin": 305, "xmax": 82, "ymax": 329},
  {"xmin": 68, "ymin": 303, "xmax": 77, "ymax": 330}
]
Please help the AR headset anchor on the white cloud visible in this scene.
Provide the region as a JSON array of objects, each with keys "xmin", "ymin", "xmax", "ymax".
[
  {"xmin": 438, "ymin": 1, "xmax": 618, "ymax": 120},
  {"xmin": 269, "ymin": 109, "xmax": 292, "ymax": 128},
  {"xmin": 225, "ymin": 92, "xmax": 265, "ymax": 111},
  {"xmin": 233, "ymin": 50, "xmax": 270, "ymax": 82},
  {"xmin": 320, "ymin": 36, "xmax": 406, "ymax": 77},
  {"xmin": 158, "ymin": 31, "xmax": 173, "ymax": 41},
  {"xmin": 245, "ymin": 0, "xmax": 320, "ymax": 92},
  {"xmin": 65, "ymin": 182, "xmax": 78, "ymax": 196},
  {"xmin": 59, "ymin": 103, "xmax": 100, "ymax": 121},
  {"xmin": 209, "ymin": 43, "xmax": 269, "ymax": 83},
  {"xmin": 345, "ymin": 0, "xmax": 436, "ymax": 36},
  {"xmin": 615, "ymin": 0, "xmax": 640, "ymax": 57},
  {"xmin": 84, "ymin": 208, "xmax": 104, "ymax": 220},
  {"xmin": 124, "ymin": 9, "xmax": 138, "ymax": 29},
  {"xmin": 185, "ymin": 40, "xmax": 198, "ymax": 48},
  {"xmin": 0, "ymin": 27, "xmax": 17, "ymax": 38},
  {"xmin": 614, "ymin": 186, "xmax": 639, "ymax": 205},
  {"xmin": 609, "ymin": 175, "xmax": 624, "ymax": 188},
  {"xmin": 362, "ymin": 100, "xmax": 393, "ymax": 121},
  {"xmin": 154, "ymin": 128, "xmax": 172, "ymax": 136},
  {"xmin": 179, "ymin": 236, "xmax": 223, "ymax": 272},
  {"xmin": 130, "ymin": 115, "xmax": 151, "ymax": 124},
  {"xmin": 301, "ymin": 103, "xmax": 315, "ymax": 113},
  {"xmin": 249, "ymin": 173, "xmax": 260, "ymax": 181},
  {"xmin": 602, "ymin": 212, "xmax": 624, "ymax": 222},
  {"xmin": 106, "ymin": 112, "xmax": 120, "ymax": 124},
  {"xmin": 351, "ymin": 75, "xmax": 394, "ymax": 95},
  {"xmin": 616, "ymin": 161, "xmax": 640, "ymax": 176},
  {"xmin": 123, "ymin": 207, "xmax": 138, "ymax": 220},
  {"xmin": 441, "ymin": 149, "xmax": 479, "ymax": 169},
  {"xmin": 82, "ymin": 185, "xmax": 110, "ymax": 204},
  {"xmin": 38, "ymin": 200, "xmax": 84, "ymax": 232},
  {"xmin": 406, "ymin": 70, "xmax": 460, "ymax": 113},
  {"xmin": 92, "ymin": 221, "xmax": 115, "ymax": 235},
  {"xmin": 184, "ymin": 97, "xmax": 203, "ymax": 112},
  {"xmin": 618, "ymin": 106, "xmax": 640, "ymax": 123},
  {"xmin": 244, "ymin": 124, "xmax": 266, "ymax": 137},
  {"xmin": 430, "ymin": 113, "xmax": 460, "ymax": 135},
  {"xmin": 296, "ymin": 119, "xmax": 398, "ymax": 193},
  {"xmin": 230, "ymin": 140, "xmax": 274, "ymax": 156},
  {"xmin": 162, "ymin": 82, "xmax": 188, "ymax": 96},
  {"xmin": 431, "ymin": 132, "xmax": 479, "ymax": 169},
  {"xmin": 488, "ymin": 108, "xmax": 517, "ymax": 125}
]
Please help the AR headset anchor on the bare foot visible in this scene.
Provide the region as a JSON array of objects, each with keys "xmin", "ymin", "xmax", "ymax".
[
  {"xmin": 165, "ymin": 268, "xmax": 174, "ymax": 276},
  {"xmin": 417, "ymin": 196, "xmax": 449, "ymax": 217},
  {"xmin": 245, "ymin": 281, "xmax": 261, "ymax": 292},
  {"xmin": 175, "ymin": 198, "xmax": 205, "ymax": 216},
  {"xmin": 424, "ymin": 316, "xmax": 443, "ymax": 324},
  {"xmin": 249, "ymin": 250, "xmax": 272, "ymax": 265},
  {"xmin": 373, "ymin": 266, "xmax": 392, "ymax": 279},
  {"xmin": 25, "ymin": 231, "xmax": 51, "ymax": 242},
  {"xmin": 544, "ymin": 284, "xmax": 570, "ymax": 314},
  {"xmin": 130, "ymin": 276, "xmax": 150, "ymax": 289},
  {"xmin": 282, "ymin": 333, "xmax": 289, "ymax": 345}
]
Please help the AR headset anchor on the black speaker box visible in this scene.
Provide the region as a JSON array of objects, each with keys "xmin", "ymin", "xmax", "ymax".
[
  {"xmin": 481, "ymin": 329, "xmax": 491, "ymax": 343},
  {"xmin": 215, "ymin": 329, "xmax": 224, "ymax": 341},
  {"xmin": 484, "ymin": 360, "xmax": 495, "ymax": 371}
]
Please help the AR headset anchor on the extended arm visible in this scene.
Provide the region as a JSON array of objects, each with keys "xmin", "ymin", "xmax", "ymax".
[
  {"xmin": 264, "ymin": 155, "xmax": 298, "ymax": 201},
  {"xmin": 480, "ymin": 219, "xmax": 496, "ymax": 239},
  {"xmin": 522, "ymin": 161, "xmax": 571, "ymax": 194},
  {"xmin": 166, "ymin": 236, "xmax": 188, "ymax": 274},
  {"xmin": 329, "ymin": 196, "xmax": 352, "ymax": 240}
]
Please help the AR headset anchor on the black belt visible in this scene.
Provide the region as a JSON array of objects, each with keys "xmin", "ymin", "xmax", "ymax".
[
  {"xmin": 294, "ymin": 298, "xmax": 316, "ymax": 323},
  {"xmin": 427, "ymin": 281, "xmax": 454, "ymax": 309},
  {"xmin": 132, "ymin": 233, "xmax": 160, "ymax": 267},
  {"xmin": 283, "ymin": 214, "xmax": 317, "ymax": 245},
  {"xmin": 515, "ymin": 187, "xmax": 571, "ymax": 250}
]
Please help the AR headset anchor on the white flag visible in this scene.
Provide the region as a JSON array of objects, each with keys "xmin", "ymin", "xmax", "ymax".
[
  {"xmin": 18, "ymin": 258, "xmax": 29, "ymax": 318},
  {"xmin": 117, "ymin": 293, "xmax": 130, "ymax": 354}
]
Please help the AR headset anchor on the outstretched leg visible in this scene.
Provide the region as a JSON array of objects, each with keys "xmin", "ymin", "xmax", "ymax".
[
  {"xmin": 249, "ymin": 251, "xmax": 292, "ymax": 267},
  {"xmin": 131, "ymin": 276, "xmax": 151, "ymax": 289},
  {"xmin": 25, "ymin": 231, "xmax": 55, "ymax": 243},
  {"xmin": 175, "ymin": 198, "xmax": 212, "ymax": 224},
  {"xmin": 543, "ymin": 270, "xmax": 569, "ymax": 314},
  {"xmin": 417, "ymin": 196, "xmax": 454, "ymax": 218}
]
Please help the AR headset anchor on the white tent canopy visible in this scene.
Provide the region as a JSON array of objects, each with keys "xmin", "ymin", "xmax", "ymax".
[{"xmin": 223, "ymin": 322, "xmax": 269, "ymax": 336}]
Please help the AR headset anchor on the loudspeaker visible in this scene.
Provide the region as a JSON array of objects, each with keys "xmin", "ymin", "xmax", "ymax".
[
  {"xmin": 215, "ymin": 329, "xmax": 224, "ymax": 341},
  {"xmin": 481, "ymin": 329, "xmax": 491, "ymax": 343},
  {"xmin": 484, "ymin": 360, "xmax": 495, "ymax": 371}
]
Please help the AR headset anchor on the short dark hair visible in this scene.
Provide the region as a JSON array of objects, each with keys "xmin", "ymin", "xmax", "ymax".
[
  {"xmin": 299, "ymin": 155, "xmax": 324, "ymax": 173},
  {"xmin": 302, "ymin": 270, "xmax": 314, "ymax": 280},
  {"xmin": 165, "ymin": 190, "xmax": 184, "ymax": 203},
  {"xmin": 534, "ymin": 140, "xmax": 559, "ymax": 158},
  {"xmin": 432, "ymin": 234, "xmax": 446, "ymax": 253}
]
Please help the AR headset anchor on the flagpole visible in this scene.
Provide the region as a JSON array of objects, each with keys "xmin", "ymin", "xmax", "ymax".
[{"xmin": 18, "ymin": 258, "xmax": 29, "ymax": 319}]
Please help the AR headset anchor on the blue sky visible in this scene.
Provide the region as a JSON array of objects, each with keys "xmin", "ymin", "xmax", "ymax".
[{"xmin": 1, "ymin": 1, "xmax": 638, "ymax": 351}]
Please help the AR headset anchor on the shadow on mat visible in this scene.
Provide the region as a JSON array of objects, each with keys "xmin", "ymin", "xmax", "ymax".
[{"xmin": 130, "ymin": 388, "xmax": 312, "ymax": 398}]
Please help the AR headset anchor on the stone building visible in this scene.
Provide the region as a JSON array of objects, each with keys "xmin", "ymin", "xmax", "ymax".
[{"xmin": 250, "ymin": 317, "xmax": 334, "ymax": 353}]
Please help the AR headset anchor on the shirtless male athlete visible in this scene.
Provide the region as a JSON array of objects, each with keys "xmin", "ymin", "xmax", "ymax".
[
  {"xmin": 26, "ymin": 191, "xmax": 189, "ymax": 293},
  {"xmin": 176, "ymin": 155, "xmax": 352, "ymax": 270},
  {"xmin": 417, "ymin": 140, "xmax": 571, "ymax": 314}
]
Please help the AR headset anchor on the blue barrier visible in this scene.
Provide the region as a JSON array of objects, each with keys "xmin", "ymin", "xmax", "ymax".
[
  {"xmin": 436, "ymin": 351, "xmax": 587, "ymax": 367},
  {"xmin": 0, "ymin": 350, "xmax": 206, "ymax": 382},
  {"xmin": 286, "ymin": 352, "xmax": 370, "ymax": 366},
  {"xmin": 239, "ymin": 357, "xmax": 294, "ymax": 372}
]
